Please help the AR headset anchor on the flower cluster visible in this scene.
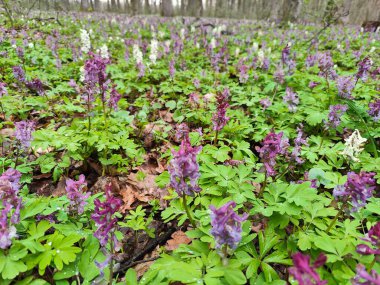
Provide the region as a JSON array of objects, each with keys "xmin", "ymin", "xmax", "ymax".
[
  {"xmin": 340, "ymin": 129, "xmax": 367, "ymax": 162},
  {"xmin": 291, "ymin": 125, "xmax": 308, "ymax": 164},
  {"xmin": 149, "ymin": 39, "xmax": 158, "ymax": 65},
  {"xmin": 336, "ymin": 76, "xmax": 355, "ymax": 99},
  {"xmin": 368, "ymin": 99, "xmax": 380, "ymax": 122},
  {"xmin": 352, "ymin": 265, "xmax": 380, "ymax": 285},
  {"xmin": 289, "ymin": 253, "xmax": 327, "ymax": 285},
  {"xmin": 25, "ymin": 78, "xmax": 45, "ymax": 95},
  {"xmin": 14, "ymin": 120, "xmax": 35, "ymax": 149},
  {"xmin": 99, "ymin": 44, "xmax": 109, "ymax": 59},
  {"xmin": 333, "ymin": 171, "xmax": 376, "ymax": 212},
  {"xmin": 66, "ymin": 174, "xmax": 90, "ymax": 215},
  {"xmin": 210, "ymin": 201, "xmax": 248, "ymax": 249},
  {"xmin": 325, "ymin": 104, "xmax": 348, "ymax": 129},
  {"xmin": 168, "ymin": 132, "xmax": 202, "ymax": 197},
  {"xmin": 80, "ymin": 29, "xmax": 91, "ymax": 54},
  {"xmin": 317, "ymin": 52, "xmax": 337, "ymax": 80},
  {"xmin": 0, "ymin": 168, "xmax": 22, "ymax": 249},
  {"xmin": 356, "ymin": 221, "xmax": 380, "ymax": 255},
  {"xmin": 13, "ymin": 66, "xmax": 26, "ymax": 83},
  {"xmin": 91, "ymin": 184, "xmax": 122, "ymax": 246},
  {"xmin": 256, "ymin": 132, "xmax": 289, "ymax": 176},
  {"xmin": 132, "ymin": 44, "xmax": 143, "ymax": 65},
  {"xmin": 283, "ymin": 87, "xmax": 299, "ymax": 112},
  {"xmin": 0, "ymin": 82, "xmax": 8, "ymax": 97},
  {"xmin": 212, "ymin": 88, "xmax": 230, "ymax": 131},
  {"xmin": 356, "ymin": 57, "xmax": 373, "ymax": 82}
]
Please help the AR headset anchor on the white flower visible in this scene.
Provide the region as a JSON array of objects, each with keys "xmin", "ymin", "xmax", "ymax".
[
  {"xmin": 80, "ymin": 29, "xmax": 91, "ymax": 53},
  {"xmin": 133, "ymin": 44, "xmax": 143, "ymax": 64},
  {"xmin": 235, "ymin": 48, "xmax": 240, "ymax": 57},
  {"xmin": 79, "ymin": 66, "xmax": 85, "ymax": 82},
  {"xmin": 196, "ymin": 42, "xmax": 200, "ymax": 49},
  {"xmin": 149, "ymin": 39, "xmax": 158, "ymax": 65},
  {"xmin": 180, "ymin": 28, "xmax": 185, "ymax": 40},
  {"xmin": 252, "ymin": 42, "xmax": 259, "ymax": 51},
  {"xmin": 100, "ymin": 44, "xmax": 109, "ymax": 59},
  {"xmin": 370, "ymin": 47, "xmax": 376, "ymax": 53},
  {"xmin": 257, "ymin": 49, "xmax": 265, "ymax": 67},
  {"xmin": 28, "ymin": 42, "xmax": 34, "ymax": 49},
  {"xmin": 210, "ymin": 38, "xmax": 216, "ymax": 49},
  {"xmin": 341, "ymin": 129, "xmax": 367, "ymax": 162}
]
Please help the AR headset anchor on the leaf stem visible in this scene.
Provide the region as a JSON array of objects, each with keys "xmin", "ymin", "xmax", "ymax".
[
  {"xmin": 182, "ymin": 195, "xmax": 196, "ymax": 228},
  {"xmin": 326, "ymin": 204, "xmax": 344, "ymax": 234}
]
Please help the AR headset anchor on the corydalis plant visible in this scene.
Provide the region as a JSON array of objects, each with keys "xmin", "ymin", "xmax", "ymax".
[
  {"xmin": 283, "ymin": 87, "xmax": 299, "ymax": 112},
  {"xmin": 212, "ymin": 88, "xmax": 230, "ymax": 144},
  {"xmin": 368, "ymin": 99, "xmax": 380, "ymax": 122},
  {"xmin": 210, "ymin": 201, "xmax": 247, "ymax": 263},
  {"xmin": 14, "ymin": 120, "xmax": 35, "ymax": 149},
  {"xmin": 168, "ymin": 130, "xmax": 201, "ymax": 227},
  {"xmin": 352, "ymin": 264, "xmax": 380, "ymax": 285},
  {"xmin": 325, "ymin": 104, "xmax": 348, "ymax": 129},
  {"xmin": 0, "ymin": 168, "xmax": 22, "ymax": 249},
  {"xmin": 289, "ymin": 253, "xmax": 327, "ymax": 285},
  {"xmin": 66, "ymin": 174, "xmax": 90, "ymax": 215},
  {"xmin": 256, "ymin": 131, "xmax": 289, "ymax": 177},
  {"xmin": 333, "ymin": 171, "xmax": 376, "ymax": 212},
  {"xmin": 340, "ymin": 129, "xmax": 367, "ymax": 162},
  {"xmin": 357, "ymin": 221, "xmax": 380, "ymax": 258}
]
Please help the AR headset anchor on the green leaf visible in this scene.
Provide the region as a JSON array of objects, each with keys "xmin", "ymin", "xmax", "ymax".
[
  {"xmin": 125, "ymin": 268, "xmax": 138, "ymax": 285},
  {"xmin": 224, "ymin": 268, "xmax": 247, "ymax": 285}
]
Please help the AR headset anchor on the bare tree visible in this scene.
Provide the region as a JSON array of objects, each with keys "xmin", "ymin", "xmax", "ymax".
[
  {"xmin": 187, "ymin": 0, "xmax": 202, "ymax": 17},
  {"xmin": 161, "ymin": 0, "xmax": 174, "ymax": 17}
]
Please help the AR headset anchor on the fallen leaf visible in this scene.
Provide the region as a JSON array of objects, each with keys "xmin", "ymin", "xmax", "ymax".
[{"xmin": 165, "ymin": 231, "xmax": 192, "ymax": 251}]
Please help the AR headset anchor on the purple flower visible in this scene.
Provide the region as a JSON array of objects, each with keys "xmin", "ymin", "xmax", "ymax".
[
  {"xmin": 333, "ymin": 171, "xmax": 376, "ymax": 212},
  {"xmin": 13, "ymin": 66, "xmax": 26, "ymax": 83},
  {"xmin": 169, "ymin": 59, "xmax": 176, "ymax": 79},
  {"xmin": 212, "ymin": 88, "xmax": 230, "ymax": 132},
  {"xmin": 309, "ymin": 81, "xmax": 320, "ymax": 89},
  {"xmin": 26, "ymin": 78, "xmax": 45, "ymax": 95},
  {"xmin": 281, "ymin": 44, "xmax": 291, "ymax": 67},
  {"xmin": 368, "ymin": 99, "xmax": 380, "ymax": 122},
  {"xmin": 0, "ymin": 168, "xmax": 22, "ymax": 249},
  {"xmin": 108, "ymin": 85, "xmax": 121, "ymax": 111},
  {"xmin": 317, "ymin": 52, "xmax": 337, "ymax": 80},
  {"xmin": 175, "ymin": 123, "xmax": 190, "ymax": 141},
  {"xmin": 0, "ymin": 82, "xmax": 8, "ymax": 97},
  {"xmin": 305, "ymin": 54, "xmax": 317, "ymax": 68},
  {"xmin": 168, "ymin": 133, "xmax": 202, "ymax": 197},
  {"xmin": 336, "ymin": 76, "xmax": 355, "ymax": 99},
  {"xmin": 283, "ymin": 87, "xmax": 299, "ymax": 112},
  {"xmin": 209, "ymin": 201, "xmax": 248, "ymax": 249},
  {"xmin": 66, "ymin": 174, "xmax": 90, "ymax": 215},
  {"xmin": 193, "ymin": 78, "xmax": 200, "ymax": 89},
  {"xmin": 291, "ymin": 125, "xmax": 308, "ymax": 164},
  {"xmin": 91, "ymin": 184, "xmax": 122, "ymax": 246},
  {"xmin": 14, "ymin": 120, "xmax": 35, "ymax": 148},
  {"xmin": 274, "ymin": 66, "xmax": 285, "ymax": 84},
  {"xmin": 260, "ymin": 98, "xmax": 272, "ymax": 110},
  {"xmin": 352, "ymin": 264, "xmax": 380, "ymax": 285},
  {"xmin": 238, "ymin": 62, "xmax": 249, "ymax": 83},
  {"xmin": 84, "ymin": 52, "xmax": 110, "ymax": 96},
  {"xmin": 356, "ymin": 222, "xmax": 380, "ymax": 256},
  {"xmin": 325, "ymin": 104, "xmax": 348, "ymax": 129},
  {"xmin": 137, "ymin": 62, "xmax": 145, "ymax": 78},
  {"xmin": 256, "ymin": 132, "xmax": 289, "ymax": 177},
  {"xmin": 16, "ymin": 46, "xmax": 24, "ymax": 59},
  {"xmin": 356, "ymin": 57, "xmax": 373, "ymax": 82},
  {"xmin": 289, "ymin": 253, "xmax": 327, "ymax": 285}
]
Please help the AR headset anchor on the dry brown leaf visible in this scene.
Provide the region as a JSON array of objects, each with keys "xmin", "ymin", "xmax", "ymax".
[
  {"xmin": 165, "ymin": 231, "xmax": 192, "ymax": 251},
  {"xmin": 119, "ymin": 186, "xmax": 136, "ymax": 212},
  {"xmin": 134, "ymin": 245, "xmax": 161, "ymax": 278}
]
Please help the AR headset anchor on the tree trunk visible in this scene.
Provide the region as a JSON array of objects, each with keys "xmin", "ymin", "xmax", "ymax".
[
  {"xmin": 80, "ymin": 0, "xmax": 90, "ymax": 11},
  {"xmin": 187, "ymin": 0, "xmax": 202, "ymax": 17},
  {"xmin": 161, "ymin": 0, "xmax": 174, "ymax": 17},
  {"xmin": 144, "ymin": 0, "xmax": 150, "ymax": 13}
]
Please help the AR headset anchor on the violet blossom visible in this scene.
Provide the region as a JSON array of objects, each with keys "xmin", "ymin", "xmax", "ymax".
[
  {"xmin": 289, "ymin": 252, "xmax": 327, "ymax": 285},
  {"xmin": 291, "ymin": 125, "xmax": 308, "ymax": 164},
  {"xmin": 260, "ymin": 98, "xmax": 272, "ymax": 110},
  {"xmin": 274, "ymin": 66, "xmax": 285, "ymax": 85},
  {"xmin": 283, "ymin": 87, "xmax": 299, "ymax": 112},
  {"xmin": 13, "ymin": 66, "xmax": 26, "ymax": 83},
  {"xmin": 209, "ymin": 201, "xmax": 248, "ymax": 249},
  {"xmin": 356, "ymin": 222, "xmax": 380, "ymax": 256},
  {"xmin": 91, "ymin": 184, "xmax": 122, "ymax": 246},
  {"xmin": 168, "ymin": 133, "xmax": 202, "ymax": 197},
  {"xmin": 336, "ymin": 76, "xmax": 355, "ymax": 99},
  {"xmin": 325, "ymin": 104, "xmax": 348, "ymax": 129},
  {"xmin": 309, "ymin": 81, "xmax": 320, "ymax": 89},
  {"xmin": 317, "ymin": 52, "xmax": 337, "ymax": 80},
  {"xmin": 26, "ymin": 78, "xmax": 45, "ymax": 95},
  {"xmin": 66, "ymin": 174, "xmax": 90, "ymax": 215},
  {"xmin": 0, "ymin": 168, "xmax": 22, "ymax": 249},
  {"xmin": 169, "ymin": 58, "xmax": 176, "ymax": 78},
  {"xmin": 256, "ymin": 132, "xmax": 289, "ymax": 176},
  {"xmin": 14, "ymin": 120, "xmax": 35, "ymax": 148},
  {"xmin": 212, "ymin": 88, "xmax": 230, "ymax": 131},
  {"xmin": 108, "ymin": 85, "xmax": 121, "ymax": 111},
  {"xmin": 352, "ymin": 264, "xmax": 380, "ymax": 285},
  {"xmin": 0, "ymin": 82, "xmax": 8, "ymax": 97},
  {"xmin": 333, "ymin": 171, "xmax": 376, "ymax": 212},
  {"xmin": 193, "ymin": 78, "xmax": 200, "ymax": 89},
  {"xmin": 356, "ymin": 57, "xmax": 373, "ymax": 82},
  {"xmin": 368, "ymin": 99, "xmax": 380, "ymax": 122}
]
